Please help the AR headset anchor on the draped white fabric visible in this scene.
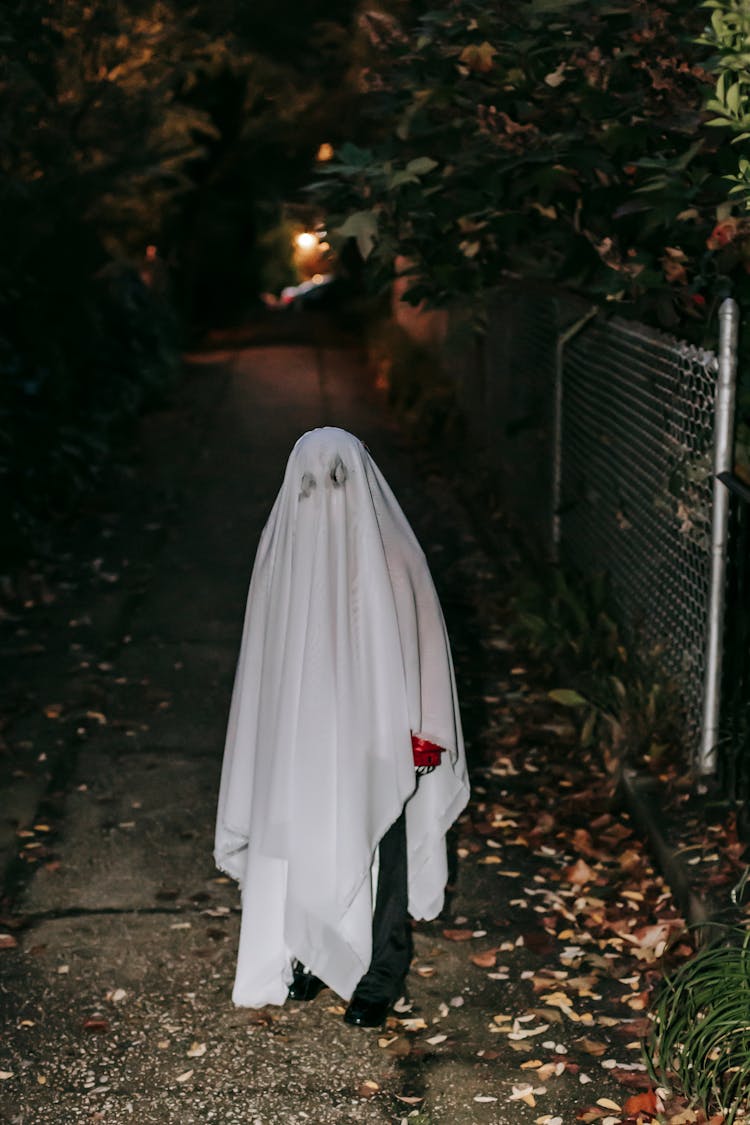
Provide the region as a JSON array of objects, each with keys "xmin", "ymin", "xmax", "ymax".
[{"xmin": 214, "ymin": 428, "xmax": 469, "ymax": 1006}]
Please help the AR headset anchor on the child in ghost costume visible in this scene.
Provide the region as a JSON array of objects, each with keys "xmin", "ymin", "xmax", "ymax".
[{"xmin": 214, "ymin": 427, "xmax": 469, "ymax": 1026}]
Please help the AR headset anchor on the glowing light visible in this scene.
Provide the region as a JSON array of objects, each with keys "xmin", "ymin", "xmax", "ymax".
[
  {"xmin": 316, "ymin": 143, "xmax": 334, "ymax": 162},
  {"xmin": 295, "ymin": 232, "xmax": 318, "ymax": 251}
]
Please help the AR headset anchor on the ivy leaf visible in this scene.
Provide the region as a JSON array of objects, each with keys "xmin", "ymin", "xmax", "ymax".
[
  {"xmin": 406, "ymin": 157, "xmax": 438, "ymax": 176},
  {"xmin": 548, "ymin": 688, "xmax": 588, "ymax": 707},
  {"xmin": 530, "ymin": 0, "xmax": 587, "ymax": 10},
  {"xmin": 334, "ymin": 210, "xmax": 379, "ymax": 259}
]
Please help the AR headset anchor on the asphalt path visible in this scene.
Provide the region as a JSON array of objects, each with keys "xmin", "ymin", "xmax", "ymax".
[{"xmin": 0, "ymin": 343, "xmax": 683, "ymax": 1124}]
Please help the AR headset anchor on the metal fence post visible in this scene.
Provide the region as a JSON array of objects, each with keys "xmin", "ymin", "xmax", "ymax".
[
  {"xmin": 698, "ymin": 297, "xmax": 740, "ymax": 776},
  {"xmin": 551, "ymin": 306, "xmax": 598, "ymax": 562}
]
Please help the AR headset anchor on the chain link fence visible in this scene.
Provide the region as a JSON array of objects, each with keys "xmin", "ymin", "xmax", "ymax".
[
  {"xmin": 560, "ymin": 315, "xmax": 718, "ymax": 740},
  {"xmin": 440, "ymin": 286, "xmax": 737, "ymax": 760}
]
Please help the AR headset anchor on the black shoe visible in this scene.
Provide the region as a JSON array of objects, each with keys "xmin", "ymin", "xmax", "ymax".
[
  {"xmin": 288, "ymin": 965, "xmax": 326, "ymax": 1002},
  {"xmin": 343, "ymin": 995, "xmax": 391, "ymax": 1028}
]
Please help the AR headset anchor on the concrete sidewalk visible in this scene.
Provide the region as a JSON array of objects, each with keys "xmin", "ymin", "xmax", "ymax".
[{"xmin": 1, "ymin": 344, "xmax": 689, "ymax": 1124}]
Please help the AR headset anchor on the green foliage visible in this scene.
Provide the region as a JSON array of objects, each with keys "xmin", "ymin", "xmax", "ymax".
[
  {"xmin": 700, "ymin": 0, "xmax": 750, "ymax": 208},
  {"xmin": 510, "ymin": 568, "xmax": 682, "ymax": 772},
  {"xmin": 314, "ymin": 2, "xmax": 750, "ymax": 354},
  {"xmin": 647, "ymin": 925, "xmax": 750, "ymax": 1122},
  {"xmin": 698, "ymin": 0, "xmax": 750, "ymax": 436},
  {"xmin": 547, "ymin": 688, "xmax": 587, "ymax": 708}
]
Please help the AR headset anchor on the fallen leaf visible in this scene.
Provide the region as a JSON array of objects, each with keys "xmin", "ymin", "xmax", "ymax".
[
  {"xmin": 618, "ymin": 848, "xmax": 643, "ymax": 871},
  {"xmin": 623, "ymin": 1090, "xmax": 658, "ymax": 1114},
  {"xmin": 384, "ymin": 1036, "xmax": 411, "ymax": 1058},
  {"xmin": 536, "ymin": 1062, "xmax": 566, "ymax": 1081},
  {"xmin": 596, "ymin": 1097, "xmax": 621, "ymax": 1111},
  {"xmin": 508, "ymin": 1022, "xmax": 551, "ymax": 1041},
  {"xmin": 620, "ymin": 890, "xmax": 644, "ymax": 903},
  {"xmin": 395, "ymin": 1094, "xmax": 423, "ymax": 1105},
  {"xmin": 0, "ymin": 934, "xmax": 18, "ymax": 951},
  {"xmin": 621, "ymin": 922, "xmax": 673, "ymax": 949},
  {"xmin": 82, "ymin": 1018, "xmax": 109, "ymax": 1033},
  {"xmin": 356, "ymin": 1079, "xmax": 379, "ymax": 1098},
  {"xmin": 508, "ymin": 1082, "xmax": 538, "ymax": 1106},
  {"xmin": 247, "ymin": 1010, "xmax": 275, "ymax": 1025},
  {"xmin": 530, "ymin": 1006, "xmax": 564, "ymax": 1025},
  {"xmin": 0, "ymin": 1072, "xmax": 14, "ymax": 1081},
  {"xmin": 442, "ymin": 928, "xmax": 475, "ymax": 941},
  {"xmin": 186, "ymin": 1041, "xmax": 206, "ymax": 1058},
  {"xmin": 563, "ymin": 859, "xmax": 595, "ymax": 886},
  {"xmin": 176, "ymin": 1070, "xmax": 194, "ymax": 1084},
  {"xmin": 572, "ymin": 829, "xmax": 599, "ymax": 858},
  {"xmin": 609, "ymin": 1067, "xmax": 654, "ymax": 1090},
  {"xmin": 538, "ymin": 990, "xmax": 582, "ymax": 1019},
  {"xmin": 576, "ymin": 1037, "xmax": 608, "ymax": 1057}
]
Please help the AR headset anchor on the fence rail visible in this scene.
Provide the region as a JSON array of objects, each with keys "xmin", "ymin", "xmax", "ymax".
[{"xmin": 439, "ymin": 288, "xmax": 740, "ymax": 774}]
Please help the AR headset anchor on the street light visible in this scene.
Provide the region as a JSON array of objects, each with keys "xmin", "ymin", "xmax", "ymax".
[{"xmin": 295, "ymin": 232, "xmax": 318, "ymax": 252}]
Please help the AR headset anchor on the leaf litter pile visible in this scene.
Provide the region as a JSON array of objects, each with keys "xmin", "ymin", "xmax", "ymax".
[{"xmin": 412, "ymin": 619, "xmax": 729, "ymax": 1125}]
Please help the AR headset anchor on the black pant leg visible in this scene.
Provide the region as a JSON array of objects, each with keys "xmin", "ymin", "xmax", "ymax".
[{"xmin": 352, "ymin": 809, "xmax": 412, "ymax": 1002}]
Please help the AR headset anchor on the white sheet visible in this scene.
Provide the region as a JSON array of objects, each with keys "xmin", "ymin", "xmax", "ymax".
[{"xmin": 214, "ymin": 428, "xmax": 469, "ymax": 1006}]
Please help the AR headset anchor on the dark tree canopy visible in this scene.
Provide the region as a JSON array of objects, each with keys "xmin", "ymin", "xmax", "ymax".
[{"xmin": 0, "ymin": 0, "xmax": 361, "ymax": 554}]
